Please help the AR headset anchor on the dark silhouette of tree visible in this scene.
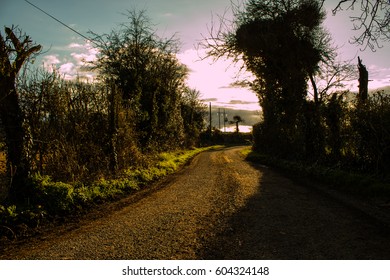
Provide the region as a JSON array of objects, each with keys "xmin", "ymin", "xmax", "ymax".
[
  {"xmin": 358, "ymin": 56, "xmax": 369, "ymax": 103},
  {"xmin": 309, "ymin": 57, "xmax": 356, "ymax": 105},
  {"xmin": 181, "ymin": 88, "xmax": 206, "ymax": 146},
  {"xmin": 202, "ymin": 0, "xmax": 332, "ymax": 157},
  {"xmin": 332, "ymin": 0, "xmax": 390, "ymax": 51},
  {"xmin": 91, "ymin": 10, "xmax": 187, "ymax": 151},
  {"xmin": 306, "ymin": 52, "xmax": 356, "ymax": 160},
  {"xmin": 0, "ymin": 26, "xmax": 41, "ymax": 201},
  {"xmin": 231, "ymin": 115, "xmax": 244, "ymax": 133}
]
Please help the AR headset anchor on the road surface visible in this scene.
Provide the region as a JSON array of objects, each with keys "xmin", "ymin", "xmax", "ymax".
[{"xmin": 1, "ymin": 146, "xmax": 390, "ymax": 259}]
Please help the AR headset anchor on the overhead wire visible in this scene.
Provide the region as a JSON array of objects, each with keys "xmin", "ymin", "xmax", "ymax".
[{"xmin": 24, "ymin": 0, "xmax": 93, "ymax": 42}]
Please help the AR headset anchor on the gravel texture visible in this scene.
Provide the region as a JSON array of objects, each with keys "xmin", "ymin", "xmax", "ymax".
[{"xmin": 1, "ymin": 146, "xmax": 390, "ymax": 259}]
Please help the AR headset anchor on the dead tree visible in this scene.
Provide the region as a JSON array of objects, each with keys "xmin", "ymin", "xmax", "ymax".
[
  {"xmin": 358, "ymin": 56, "xmax": 369, "ymax": 103},
  {"xmin": 0, "ymin": 26, "xmax": 41, "ymax": 201}
]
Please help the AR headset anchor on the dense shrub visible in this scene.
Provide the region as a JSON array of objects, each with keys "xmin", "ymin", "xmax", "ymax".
[
  {"xmin": 0, "ymin": 147, "xmax": 214, "ymax": 221},
  {"xmin": 0, "ymin": 12, "xmax": 205, "ymax": 204},
  {"xmin": 30, "ymin": 174, "xmax": 75, "ymax": 214},
  {"xmin": 351, "ymin": 91, "xmax": 390, "ymax": 174},
  {"xmin": 253, "ymin": 90, "xmax": 390, "ymax": 177}
]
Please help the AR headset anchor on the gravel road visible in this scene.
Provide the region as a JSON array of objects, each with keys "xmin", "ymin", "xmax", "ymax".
[{"xmin": 1, "ymin": 146, "xmax": 390, "ymax": 259}]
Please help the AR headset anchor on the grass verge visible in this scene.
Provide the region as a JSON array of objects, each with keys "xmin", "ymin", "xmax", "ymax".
[
  {"xmin": 243, "ymin": 147, "xmax": 390, "ymax": 199},
  {"xmin": 0, "ymin": 146, "xmax": 221, "ymax": 237}
]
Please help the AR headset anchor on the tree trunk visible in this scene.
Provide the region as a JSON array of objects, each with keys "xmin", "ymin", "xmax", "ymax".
[
  {"xmin": 309, "ymin": 74, "xmax": 319, "ymax": 105},
  {"xmin": 0, "ymin": 27, "xmax": 41, "ymax": 202},
  {"xmin": 358, "ymin": 56, "xmax": 368, "ymax": 103},
  {"xmin": 0, "ymin": 80, "xmax": 30, "ymax": 201},
  {"xmin": 108, "ymin": 81, "xmax": 118, "ymax": 173}
]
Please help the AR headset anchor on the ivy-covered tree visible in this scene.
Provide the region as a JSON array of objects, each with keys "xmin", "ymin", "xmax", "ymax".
[
  {"xmin": 92, "ymin": 10, "xmax": 187, "ymax": 151},
  {"xmin": 202, "ymin": 0, "xmax": 332, "ymax": 157},
  {"xmin": 0, "ymin": 26, "xmax": 41, "ymax": 201}
]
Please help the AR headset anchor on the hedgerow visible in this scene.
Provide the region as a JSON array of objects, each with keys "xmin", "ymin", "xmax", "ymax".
[{"xmin": 0, "ymin": 146, "xmax": 218, "ymax": 238}]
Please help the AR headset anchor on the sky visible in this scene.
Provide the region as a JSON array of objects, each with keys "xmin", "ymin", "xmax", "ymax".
[{"xmin": 1, "ymin": 0, "xmax": 390, "ymax": 132}]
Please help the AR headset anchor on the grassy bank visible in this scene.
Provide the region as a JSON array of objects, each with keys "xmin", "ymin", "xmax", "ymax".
[
  {"xmin": 0, "ymin": 146, "xmax": 221, "ymax": 238},
  {"xmin": 242, "ymin": 147, "xmax": 390, "ymax": 199}
]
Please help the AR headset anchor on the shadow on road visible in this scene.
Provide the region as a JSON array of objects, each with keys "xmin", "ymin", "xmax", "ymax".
[{"xmin": 197, "ymin": 163, "xmax": 390, "ymax": 260}]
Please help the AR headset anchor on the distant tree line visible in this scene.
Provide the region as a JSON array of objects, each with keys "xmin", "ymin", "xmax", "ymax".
[
  {"xmin": 202, "ymin": 0, "xmax": 390, "ymax": 176},
  {"xmin": 0, "ymin": 11, "xmax": 206, "ymax": 202}
]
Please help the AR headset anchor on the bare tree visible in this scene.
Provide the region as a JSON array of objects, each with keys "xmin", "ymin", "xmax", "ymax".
[
  {"xmin": 332, "ymin": 0, "xmax": 390, "ymax": 51},
  {"xmin": 0, "ymin": 26, "xmax": 41, "ymax": 200},
  {"xmin": 309, "ymin": 58, "xmax": 357, "ymax": 104}
]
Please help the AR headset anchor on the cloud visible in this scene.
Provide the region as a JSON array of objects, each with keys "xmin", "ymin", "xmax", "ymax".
[
  {"xmin": 70, "ymin": 42, "xmax": 99, "ymax": 65},
  {"xmin": 365, "ymin": 64, "xmax": 390, "ymax": 89},
  {"xmin": 177, "ymin": 49, "xmax": 230, "ymax": 100},
  {"xmin": 177, "ymin": 48, "xmax": 261, "ymax": 115},
  {"xmin": 71, "ymin": 51, "xmax": 96, "ymax": 65},
  {"xmin": 162, "ymin": 13, "xmax": 174, "ymax": 17},
  {"xmin": 44, "ymin": 42, "xmax": 99, "ymax": 81},
  {"xmin": 202, "ymin": 98, "xmax": 218, "ymax": 102},
  {"xmin": 220, "ymin": 80, "xmax": 252, "ymax": 89},
  {"xmin": 68, "ymin": 43, "xmax": 84, "ymax": 49},
  {"xmin": 42, "ymin": 55, "xmax": 61, "ymax": 71},
  {"xmin": 43, "ymin": 55, "xmax": 60, "ymax": 65},
  {"xmin": 368, "ymin": 65, "xmax": 390, "ymax": 77},
  {"xmin": 229, "ymin": 100, "xmax": 254, "ymax": 105},
  {"xmin": 58, "ymin": 62, "xmax": 75, "ymax": 79},
  {"xmin": 177, "ymin": 48, "xmax": 237, "ymax": 87}
]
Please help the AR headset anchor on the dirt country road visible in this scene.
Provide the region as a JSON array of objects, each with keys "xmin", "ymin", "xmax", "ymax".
[{"xmin": 2, "ymin": 146, "xmax": 390, "ymax": 259}]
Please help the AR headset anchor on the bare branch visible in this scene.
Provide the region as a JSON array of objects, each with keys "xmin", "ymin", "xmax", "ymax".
[{"xmin": 332, "ymin": 0, "xmax": 390, "ymax": 51}]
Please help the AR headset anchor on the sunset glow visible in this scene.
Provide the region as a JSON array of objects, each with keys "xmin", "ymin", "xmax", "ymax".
[{"xmin": 1, "ymin": 0, "xmax": 389, "ymax": 129}]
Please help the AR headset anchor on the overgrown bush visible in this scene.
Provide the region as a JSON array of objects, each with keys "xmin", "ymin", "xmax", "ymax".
[
  {"xmin": 0, "ymin": 12, "xmax": 206, "ymax": 204},
  {"xmin": 253, "ymin": 90, "xmax": 390, "ymax": 177},
  {"xmin": 1, "ymin": 147, "xmax": 213, "ymax": 221},
  {"xmin": 351, "ymin": 91, "xmax": 390, "ymax": 174},
  {"xmin": 0, "ymin": 204, "xmax": 46, "ymax": 232},
  {"xmin": 30, "ymin": 174, "xmax": 75, "ymax": 214},
  {"xmin": 245, "ymin": 147, "xmax": 390, "ymax": 198}
]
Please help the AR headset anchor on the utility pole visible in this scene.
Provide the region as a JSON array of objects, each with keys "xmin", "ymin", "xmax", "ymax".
[
  {"xmin": 224, "ymin": 109, "xmax": 227, "ymax": 133},
  {"xmin": 209, "ymin": 102, "xmax": 212, "ymax": 135},
  {"xmin": 218, "ymin": 108, "xmax": 221, "ymax": 130}
]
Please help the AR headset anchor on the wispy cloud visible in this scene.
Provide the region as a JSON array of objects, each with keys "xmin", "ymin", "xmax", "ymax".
[
  {"xmin": 202, "ymin": 98, "xmax": 218, "ymax": 103},
  {"xmin": 177, "ymin": 48, "xmax": 259, "ymax": 112},
  {"xmin": 41, "ymin": 42, "xmax": 98, "ymax": 81},
  {"xmin": 58, "ymin": 62, "xmax": 75, "ymax": 79},
  {"xmin": 70, "ymin": 42, "xmax": 99, "ymax": 65},
  {"xmin": 42, "ymin": 54, "xmax": 60, "ymax": 68},
  {"xmin": 229, "ymin": 100, "xmax": 255, "ymax": 105},
  {"xmin": 162, "ymin": 13, "xmax": 174, "ymax": 17},
  {"xmin": 366, "ymin": 64, "xmax": 390, "ymax": 89},
  {"xmin": 68, "ymin": 43, "xmax": 84, "ymax": 49}
]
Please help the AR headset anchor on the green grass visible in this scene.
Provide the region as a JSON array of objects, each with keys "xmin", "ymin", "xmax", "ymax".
[
  {"xmin": 243, "ymin": 147, "xmax": 390, "ymax": 199},
  {"xmin": 0, "ymin": 146, "xmax": 221, "ymax": 229}
]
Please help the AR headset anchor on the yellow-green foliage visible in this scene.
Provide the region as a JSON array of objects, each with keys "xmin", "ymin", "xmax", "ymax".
[
  {"xmin": 245, "ymin": 149, "xmax": 390, "ymax": 198},
  {"xmin": 24, "ymin": 146, "xmax": 219, "ymax": 216},
  {"xmin": 124, "ymin": 146, "xmax": 219, "ymax": 186},
  {"xmin": 31, "ymin": 174, "xmax": 74, "ymax": 213}
]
